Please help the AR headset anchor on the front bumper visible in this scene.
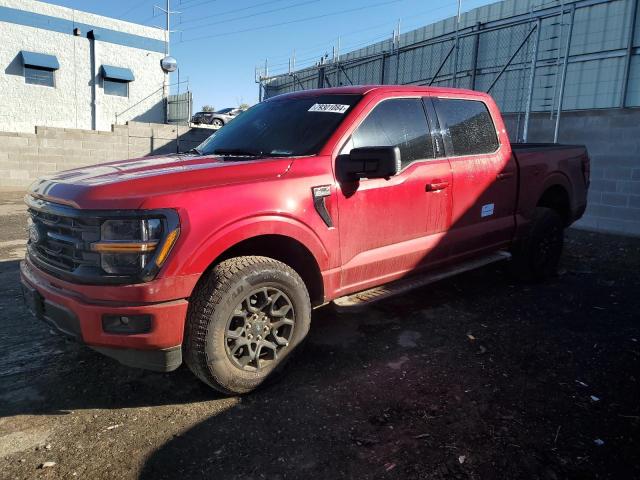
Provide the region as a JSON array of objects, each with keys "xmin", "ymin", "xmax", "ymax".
[{"xmin": 20, "ymin": 259, "xmax": 190, "ymax": 372}]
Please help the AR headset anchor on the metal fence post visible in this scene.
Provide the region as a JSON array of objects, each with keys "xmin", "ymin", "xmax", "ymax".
[
  {"xmin": 621, "ymin": 0, "xmax": 639, "ymax": 108},
  {"xmin": 380, "ymin": 53, "xmax": 386, "ymax": 84},
  {"xmin": 452, "ymin": 0, "xmax": 462, "ymax": 87},
  {"xmin": 317, "ymin": 65, "xmax": 325, "ymax": 89},
  {"xmin": 470, "ymin": 22, "xmax": 482, "ymax": 90},
  {"xmin": 523, "ymin": 18, "xmax": 541, "ymax": 142},
  {"xmin": 395, "ymin": 20, "xmax": 402, "ymax": 84},
  {"xmin": 554, "ymin": 4, "xmax": 576, "ymax": 143},
  {"xmin": 395, "ymin": 42, "xmax": 400, "ymax": 84}
]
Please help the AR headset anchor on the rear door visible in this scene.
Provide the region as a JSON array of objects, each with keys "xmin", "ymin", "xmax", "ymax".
[
  {"xmin": 336, "ymin": 97, "xmax": 453, "ymax": 293},
  {"xmin": 431, "ymin": 97, "xmax": 517, "ymax": 258}
]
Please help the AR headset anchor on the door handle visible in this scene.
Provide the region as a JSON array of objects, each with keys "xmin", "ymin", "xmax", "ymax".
[
  {"xmin": 496, "ymin": 172, "xmax": 514, "ymax": 181},
  {"xmin": 426, "ymin": 181, "xmax": 449, "ymax": 192}
]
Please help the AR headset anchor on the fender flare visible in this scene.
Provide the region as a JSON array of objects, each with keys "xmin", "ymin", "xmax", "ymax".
[
  {"xmin": 539, "ymin": 172, "xmax": 574, "ymax": 210},
  {"xmin": 184, "ymin": 215, "xmax": 330, "ymax": 276}
]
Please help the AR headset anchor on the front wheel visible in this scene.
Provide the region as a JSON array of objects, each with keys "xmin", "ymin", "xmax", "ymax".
[
  {"xmin": 211, "ymin": 118, "xmax": 224, "ymax": 128},
  {"xmin": 511, "ymin": 207, "xmax": 565, "ymax": 281},
  {"xmin": 184, "ymin": 256, "xmax": 311, "ymax": 394}
]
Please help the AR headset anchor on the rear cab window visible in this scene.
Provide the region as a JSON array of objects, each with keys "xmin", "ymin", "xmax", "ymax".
[{"xmin": 433, "ymin": 98, "xmax": 499, "ymax": 156}]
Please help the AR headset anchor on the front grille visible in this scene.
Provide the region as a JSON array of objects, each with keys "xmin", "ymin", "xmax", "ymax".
[{"xmin": 28, "ymin": 205, "xmax": 101, "ymax": 274}]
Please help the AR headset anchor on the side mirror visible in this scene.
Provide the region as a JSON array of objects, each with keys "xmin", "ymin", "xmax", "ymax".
[{"xmin": 338, "ymin": 146, "xmax": 401, "ymax": 181}]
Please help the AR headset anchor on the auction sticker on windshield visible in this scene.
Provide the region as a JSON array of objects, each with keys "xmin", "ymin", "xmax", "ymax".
[{"xmin": 308, "ymin": 104, "xmax": 350, "ymax": 113}]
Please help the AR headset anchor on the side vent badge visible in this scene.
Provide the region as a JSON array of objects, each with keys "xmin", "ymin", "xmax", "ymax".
[{"xmin": 312, "ymin": 185, "xmax": 333, "ymax": 228}]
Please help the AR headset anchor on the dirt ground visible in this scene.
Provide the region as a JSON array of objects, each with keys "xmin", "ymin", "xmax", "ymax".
[{"xmin": 0, "ymin": 190, "xmax": 639, "ymax": 480}]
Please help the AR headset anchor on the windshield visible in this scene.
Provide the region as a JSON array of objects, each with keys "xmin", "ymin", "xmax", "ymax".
[
  {"xmin": 216, "ymin": 108, "xmax": 234, "ymax": 114},
  {"xmin": 196, "ymin": 94, "xmax": 361, "ymax": 157}
]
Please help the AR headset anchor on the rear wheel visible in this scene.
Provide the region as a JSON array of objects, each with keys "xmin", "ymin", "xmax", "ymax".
[
  {"xmin": 184, "ymin": 256, "xmax": 311, "ymax": 394},
  {"xmin": 511, "ymin": 207, "xmax": 564, "ymax": 281}
]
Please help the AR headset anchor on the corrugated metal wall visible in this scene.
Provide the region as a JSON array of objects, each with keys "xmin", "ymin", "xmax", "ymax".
[
  {"xmin": 167, "ymin": 91, "xmax": 193, "ymax": 125},
  {"xmin": 260, "ymin": 0, "xmax": 640, "ymax": 125}
]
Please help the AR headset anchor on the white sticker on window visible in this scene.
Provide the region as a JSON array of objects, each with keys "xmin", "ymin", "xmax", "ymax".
[
  {"xmin": 308, "ymin": 103, "xmax": 350, "ymax": 114},
  {"xmin": 481, "ymin": 203, "xmax": 495, "ymax": 218}
]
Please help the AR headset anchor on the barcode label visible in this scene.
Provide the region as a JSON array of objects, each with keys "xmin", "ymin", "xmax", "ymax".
[{"xmin": 308, "ymin": 103, "xmax": 350, "ymax": 114}]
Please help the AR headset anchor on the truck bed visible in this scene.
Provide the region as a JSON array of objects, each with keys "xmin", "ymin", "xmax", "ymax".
[
  {"xmin": 511, "ymin": 142, "xmax": 589, "ymax": 228},
  {"xmin": 511, "ymin": 142, "xmax": 585, "ymax": 152}
]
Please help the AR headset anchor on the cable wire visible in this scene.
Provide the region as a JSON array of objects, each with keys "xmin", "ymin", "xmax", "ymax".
[
  {"xmin": 181, "ymin": 0, "xmax": 321, "ymax": 29},
  {"xmin": 178, "ymin": 0, "xmax": 292, "ymax": 24},
  {"xmin": 178, "ymin": 0, "xmax": 403, "ymax": 43}
]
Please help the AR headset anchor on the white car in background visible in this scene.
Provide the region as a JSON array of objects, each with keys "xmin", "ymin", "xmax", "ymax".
[{"xmin": 191, "ymin": 107, "xmax": 246, "ymax": 128}]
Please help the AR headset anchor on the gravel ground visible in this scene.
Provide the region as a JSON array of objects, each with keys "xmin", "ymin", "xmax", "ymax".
[{"xmin": 0, "ymin": 190, "xmax": 639, "ymax": 480}]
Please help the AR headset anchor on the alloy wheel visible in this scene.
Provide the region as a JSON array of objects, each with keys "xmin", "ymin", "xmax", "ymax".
[{"xmin": 224, "ymin": 287, "xmax": 295, "ymax": 372}]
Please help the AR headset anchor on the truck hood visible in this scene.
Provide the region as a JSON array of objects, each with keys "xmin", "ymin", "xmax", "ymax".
[{"xmin": 28, "ymin": 154, "xmax": 294, "ymax": 210}]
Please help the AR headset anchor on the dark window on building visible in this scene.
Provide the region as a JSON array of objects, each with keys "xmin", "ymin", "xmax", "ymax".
[
  {"xmin": 104, "ymin": 79, "xmax": 129, "ymax": 97},
  {"xmin": 351, "ymin": 98, "xmax": 434, "ymax": 168},
  {"xmin": 434, "ymin": 98, "xmax": 499, "ymax": 156},
  {"xmin": 24, "ymin": 66, "xmax": 54, "ymax": 87}
]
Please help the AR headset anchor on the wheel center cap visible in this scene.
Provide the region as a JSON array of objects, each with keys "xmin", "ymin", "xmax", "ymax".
[{"xmin": 251, "ymin": 320, "xmax": 265, "ymax": 336}]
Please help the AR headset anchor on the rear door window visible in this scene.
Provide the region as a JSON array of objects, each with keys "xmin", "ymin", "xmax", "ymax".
[
  {"xmin": 350, "ymin": 98, "xmax": 434, "ymax": 169},
  {"xmin": 434, "ymin": 98, "xmax": 499, "ymax": 156}
]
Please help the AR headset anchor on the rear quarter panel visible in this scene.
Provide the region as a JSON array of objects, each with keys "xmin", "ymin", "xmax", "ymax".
[{"xmin": 513, "ymin": 145, "xmax": 589, "ymax": 231}]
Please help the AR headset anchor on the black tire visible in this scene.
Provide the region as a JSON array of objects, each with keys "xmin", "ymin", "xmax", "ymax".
[
  {"xmin": 184, "ymin": 256, "xmax": 311, "ymax": 394},
  {"xmin": 511, "ymin": 207, "xmax": 565, "ymax": 281},
  {"xmin": 211, "ymin": 118, "xmax": 224, "ymax": 128}
]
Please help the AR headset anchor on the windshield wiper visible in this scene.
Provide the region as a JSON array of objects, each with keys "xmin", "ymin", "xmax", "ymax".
[
  {"xmin": 188, "ymin": 147, "xmax": 202, "ymax": 155},
  {"xmin": 211, "ymin": 148, "xmax": 264, "ymax": 157}
]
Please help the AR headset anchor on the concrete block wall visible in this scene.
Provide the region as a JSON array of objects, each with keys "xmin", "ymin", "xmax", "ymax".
[
  {"xmin": 0, "ymin": 122, "xmax": 213, "ymax": 188},
  {"xmin": 504, "ymin": 108, "xmax": 640, "ymax": 237}
]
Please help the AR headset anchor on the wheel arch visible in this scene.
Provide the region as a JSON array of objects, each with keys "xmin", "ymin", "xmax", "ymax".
[
  {"xmin": 537, "ymin": 183, "xmax": 571, "ymax": 226},
  {"xmin": 186, "ymin": 218, "xmax": 329, "ymax": 307},
  {"xmin": 213, "ymin": 235, "xmax": 325, "ymax": 307}
]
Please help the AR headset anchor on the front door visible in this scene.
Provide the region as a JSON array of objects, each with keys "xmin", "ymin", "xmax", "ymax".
[{"xmin": 335, "ymin": 97, "xmax": 453, "ymax": 295}]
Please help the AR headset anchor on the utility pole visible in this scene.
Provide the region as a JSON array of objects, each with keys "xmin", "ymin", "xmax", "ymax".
[
  {"xmin": 154, "ymin": 0, "xmax": 180, "ymax": 103},
  {"xmin": 394, "ymin": 19, "xmax": 401, "ymax": 84}
]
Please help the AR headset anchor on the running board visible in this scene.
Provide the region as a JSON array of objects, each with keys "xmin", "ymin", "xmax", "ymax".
[{"xmin": 332, "ymin": 251, "xmax": 511, "ymax": 309}]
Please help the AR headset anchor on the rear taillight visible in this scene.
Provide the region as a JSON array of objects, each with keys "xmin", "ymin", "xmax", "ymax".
[{"xmin": 581, "ymin": 154, "xmax": 591, "ymax": 187}]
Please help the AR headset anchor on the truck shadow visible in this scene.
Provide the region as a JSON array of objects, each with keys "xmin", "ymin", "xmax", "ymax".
[{"xmin": 137, "ymin": 229, "xmax": 640, "ymax": 479}]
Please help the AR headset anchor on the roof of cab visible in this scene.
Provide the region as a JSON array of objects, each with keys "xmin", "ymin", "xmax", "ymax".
[{"xmin": 267, "ymin": 85, "xmax": 487, "ymax": 100}]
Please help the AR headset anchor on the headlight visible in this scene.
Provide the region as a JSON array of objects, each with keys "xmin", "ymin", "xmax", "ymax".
[{"xmin": 91, "ymin": 218, "xmax": 179, "ymax": 275}]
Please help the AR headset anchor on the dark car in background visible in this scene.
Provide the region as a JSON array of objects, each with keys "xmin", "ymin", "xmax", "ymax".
[{"xmin": 191, "ymin": 107, "xmax": 246, "ymax": 128}]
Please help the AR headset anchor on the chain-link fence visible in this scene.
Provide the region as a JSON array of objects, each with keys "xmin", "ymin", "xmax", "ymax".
[{"xmin": 258, "ymin": 0, "xmax": 640, "ymax": 142}]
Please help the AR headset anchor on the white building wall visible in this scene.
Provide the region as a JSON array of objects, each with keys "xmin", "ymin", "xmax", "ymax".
[{"xmin": 0, "ymin": 0, "xmax": 166, "ymax": 133}]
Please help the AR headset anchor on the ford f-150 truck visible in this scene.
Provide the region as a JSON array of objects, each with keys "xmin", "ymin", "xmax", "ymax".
[{"xmin": 21, "ymin": 86, "xmax": 589, "ymax": 394}]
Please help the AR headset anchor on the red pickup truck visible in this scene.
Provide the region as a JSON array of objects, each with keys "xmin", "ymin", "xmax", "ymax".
[{"xmin": 21, "ymin": 86, "xmax": 589, "ymax": 394}]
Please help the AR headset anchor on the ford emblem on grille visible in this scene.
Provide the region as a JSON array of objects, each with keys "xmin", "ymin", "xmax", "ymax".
[{"xmin": 29, "ymin": 224, "xmax": 42, "ymax": 244}]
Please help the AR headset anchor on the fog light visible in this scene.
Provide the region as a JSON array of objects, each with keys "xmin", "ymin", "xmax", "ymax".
[{"xmin": 102, "ymin": 314, "xmax": 152, "ymax": 334}]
